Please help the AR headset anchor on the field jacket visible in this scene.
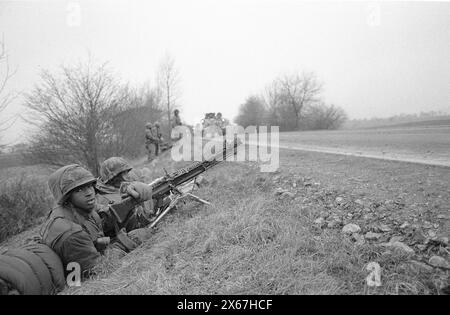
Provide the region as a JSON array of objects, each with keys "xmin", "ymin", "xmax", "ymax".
[{"xmin": 40, "ymin": 205, "xmax": 109, "ymax": 275}]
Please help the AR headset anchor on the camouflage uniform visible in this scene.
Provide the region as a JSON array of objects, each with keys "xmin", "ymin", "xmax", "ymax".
[
  {"xmin": 40, "ymin": 165, "xmax": 116, "ymax": 275},
  {"xmin": 96, "ymin": 157, "xmax": 153, "ymax": 235},
  {"xmin": 153, "ymin": 123, "xmax": 162, "ymax": 156},
  {"xmin": 40, "ymin": 164, "xmax": 151, "ymax": 276},
  {"xmin": 145, "ymin": 123, "xmax": 160, "ymax": 161}
]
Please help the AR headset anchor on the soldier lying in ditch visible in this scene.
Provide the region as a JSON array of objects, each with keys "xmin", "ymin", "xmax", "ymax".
[
  {"xmin": 40, "ymin": 164, "xmax": 153, "ymax": 278},
  {"xmin": 96, "ymin": 157, "xmax": 155, "ymax": 236}
]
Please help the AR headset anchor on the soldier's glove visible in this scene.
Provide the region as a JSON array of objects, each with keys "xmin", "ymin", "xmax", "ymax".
[
  {"xmin": 127, "ymin": 228, "xmax": 152, "ymax": 245},
  {"xmin": 94, "ymin": 237, "xmax": 111, "ymax": 252},
  {"xmin": 120, "ymin": 181, "xmax": 152, "ymax": 202}
]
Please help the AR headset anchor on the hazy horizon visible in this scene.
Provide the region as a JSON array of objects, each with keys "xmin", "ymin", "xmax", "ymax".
[{"xmin": 1, "ymin": 0, "xmax": 449, "ymax": 144}]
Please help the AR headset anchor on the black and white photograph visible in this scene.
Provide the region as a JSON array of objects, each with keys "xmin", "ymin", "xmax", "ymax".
[{"xmin": 0, "ymin": 0, "xmax": 449, "ymax": 297}]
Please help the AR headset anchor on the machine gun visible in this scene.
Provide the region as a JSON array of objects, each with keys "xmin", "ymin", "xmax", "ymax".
[{"xmin": 110, "ymin": 139, "xmax": 240, "ymax": 228}]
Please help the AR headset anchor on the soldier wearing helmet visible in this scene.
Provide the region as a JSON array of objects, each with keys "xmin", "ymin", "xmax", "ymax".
[
  {"xmin": 215, "ymin": 112, "xmax": 229, "ymax": 136},
  {"xmin": 98, "ymin": 157, "xmax": 133, "ymax": 189},
  {"xmin": 96, "ymin": 157, "xmax": 154, "ymax": 235},
  {"xmin": 171, "ymin": 109, "xmax": 183, "ymax": 142},
  {"xmin": 153, "ymin": 122, "xmax": 162, "ymax": 156},
  {"xmin": 40, "ymin": 164, "xmax": 153, "ymax": 277},
  {"xmin": 172, "ymin": 109, "xmax": 182, "ymax": 129},
  {"xmin": 145, "ymin": 121, "xmax": 160, "ymax": 161}
]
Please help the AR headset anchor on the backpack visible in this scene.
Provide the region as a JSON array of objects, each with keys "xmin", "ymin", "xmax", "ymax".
[{"xmin": 0, "ymin": 241, "xmax": 66, "ymax": 295}]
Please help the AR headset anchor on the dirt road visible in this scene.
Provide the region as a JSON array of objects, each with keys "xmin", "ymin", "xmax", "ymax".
[{"xmin": 276, "ymin": 126, "xmax": 450, "ymax": 167}]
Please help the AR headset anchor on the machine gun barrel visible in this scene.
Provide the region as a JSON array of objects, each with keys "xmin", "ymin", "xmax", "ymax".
[{"xmin": 110, "ymin": 139, "xmax": 239, "ymax": 224}]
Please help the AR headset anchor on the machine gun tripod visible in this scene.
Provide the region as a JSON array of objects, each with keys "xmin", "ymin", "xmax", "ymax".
[
  {"xmin": 148, "ymin": 179, "xmax": 211, "ymax": 228},
  {"xmin": 110, "ymin": 139, "xmax": 240, "ymax": 228}
]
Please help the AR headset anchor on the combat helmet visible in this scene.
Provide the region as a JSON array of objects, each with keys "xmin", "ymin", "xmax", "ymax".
[
  {"xmin": 145, "ymin": 122, "xmax": 153, "ymax": 129},
  {"xmin": 48, "ymin": 164, "xmax": 96, "ymax": 205},
  {"xmin": 99, "ymin": 157, "xmax": 133, "ymax": 184}
]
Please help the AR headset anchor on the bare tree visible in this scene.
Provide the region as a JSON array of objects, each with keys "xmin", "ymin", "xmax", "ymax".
[
  {"xmin": 0, "ymin": 38, "xmax": 16, "ymax": 146},
  {"xmin": 234, "ymin": 95, "xmax": 267, "ymax": 128},
  {"xmin": 238, "ymin": 71, "xmax": 343, "ymax": 131},
  {"xmin": 263, "ymin": 80, "xmax": 298, "ymax": 130},
  {"xmin": 157, "ymin": 53, "xmax": 181, "ymax": 138},
  {"xmin": 277, "ymin": 72, "xmax": 322, "ymax": 129},
  {"xmin": 301, "ymin": 103, "xmax": 348, "ymax": 130},
  {"xmin": 263, "ymin": 80, "xmax": 282, "ymax": 127},
  {"xmin": 107, "ymin": 84, "xmax": 164, "ymax": 158},
  {"xmin": 24, "ymin": 62, "xmax": 129, "ymax": 175}
]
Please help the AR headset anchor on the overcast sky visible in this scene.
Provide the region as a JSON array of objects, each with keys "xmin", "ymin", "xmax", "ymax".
[{"xmin": 0, "ymin": 0, "xmax": 449, "ymax": 144}]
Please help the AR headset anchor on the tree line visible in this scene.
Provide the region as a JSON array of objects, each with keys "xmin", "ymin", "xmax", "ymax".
[
  {"xmin": 234, "ymin": 72, "xmax": 347, "ymax": 131},
  {"xmin": 1, "ymin": 39, "xmax": 347, "ymax": 176},
  {"xmin": 23, "ymin": 56, "xmax": 180, "ymax": 176}
]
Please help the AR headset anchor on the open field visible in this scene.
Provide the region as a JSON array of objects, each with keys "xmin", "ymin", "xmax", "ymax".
[
  {"xmin": 278, "ymin": 125, "xmax": 450, "ymax": 167},
  {"xmin": 366, "ymin": 119, "xmax": 450, "ymax": 129}
]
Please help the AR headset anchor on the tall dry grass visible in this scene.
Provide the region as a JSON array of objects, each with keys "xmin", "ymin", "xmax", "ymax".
[{"xmin": 0, "ymin": 166, "xmax": 54, "ymax": 243}]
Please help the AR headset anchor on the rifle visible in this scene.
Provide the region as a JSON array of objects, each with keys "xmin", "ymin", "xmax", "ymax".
[{"xmin": 109, "ymin": 139, "xmax": 240, "ymax": 227}]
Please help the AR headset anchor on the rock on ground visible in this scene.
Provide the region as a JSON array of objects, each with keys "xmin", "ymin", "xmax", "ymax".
[
  {"xmin": 342, "ymin": 223, "xmax": 361, "ymax": 234},
  {"xmin": 365, "ymin": 232, "xmax": 382, "ymax": 241},
  {"xmin": 428, "ymin": 256, "xmax": 450, "ymax": 269},
  {"xmin": 383, "ymin": 241, "xmax": 415, "ymax": 254}
]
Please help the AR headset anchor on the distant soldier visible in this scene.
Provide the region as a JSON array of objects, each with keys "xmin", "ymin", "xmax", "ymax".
[
  {"xmin": 172, "ymin": 109, "xmax": 182, "ymax": 129},
  {"xmin": 216, "ymin": 112, "xmax": 229, "ymax": 135},
  {"xmin": 171, "ymin": 109, "xmax": 183, "ymax": 141},
  {"xmin": 145, "ymin": 122, "xmax": 159, "ymax": 161},
  {"xmin": 153, "ymin": 122, "xmax": 162, "ymax": 156}
]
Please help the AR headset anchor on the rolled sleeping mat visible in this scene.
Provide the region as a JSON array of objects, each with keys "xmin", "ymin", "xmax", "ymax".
[
  {"xmin": 21, "ymin": 243, "xmax": 65, "ymax": 293},
  {"xmin": 0, "ymin": 254, "xmax": 42, "ymax": 295},
  {"xmin": 0, "ymin": 243, "xmax": 65, "ymax": 295},
  {"xmin": 3, "ymin": 248, "xmax": 54, "ymax": 295}
]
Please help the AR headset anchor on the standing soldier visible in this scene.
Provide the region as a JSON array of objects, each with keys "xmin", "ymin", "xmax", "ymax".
[
  {"xmin": 171, "ymin": 109, "xmax": 183, "ymax": 142},
  {"xmin": 171, "ymin": 109, "xmax": 182, "ymax": 129},
  {"xmin": 145, "ymin": 122, "xmax": 159, "ymax": 162},
  {"xmin": 216, "ymin": 112, "xmax": 229, "ymax": 136},
  {"xmin": 153, "ymin": 122, "xmax": 162, "ymax": 157}
]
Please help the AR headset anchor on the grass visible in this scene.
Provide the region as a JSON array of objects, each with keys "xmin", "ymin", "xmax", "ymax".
[
  {"xmin": 0, "ymin": 166, "xmax": 54, "ymax": 244},
  {"xmin": 0, "ymin": 148, "xmax": 446, "ymax": 295},
  {"xmin": 63, "ymin": 154, "xmax": 447, "ymax": 295}
]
